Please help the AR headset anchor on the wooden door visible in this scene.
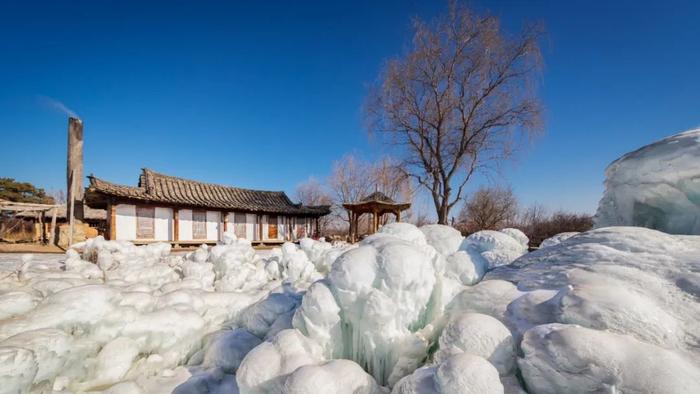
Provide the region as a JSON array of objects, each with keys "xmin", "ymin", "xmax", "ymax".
[
  {"xmin": 268, "ymin": 215, "xmax": 278, "ymax": 239},
  {"xmin": 192, "ymin": 210, "xmax": 207, "ymax": 239},
  {"xmin": 136, "ymin": 206, "xmax": 155, "ymax": 239},
  {"xmin": 234, "ymin": 213, "xmax": 247, "ymax": 239}
]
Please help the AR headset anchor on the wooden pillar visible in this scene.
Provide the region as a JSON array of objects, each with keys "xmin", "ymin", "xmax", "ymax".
[
  {"xmin": 173, "ymin": 208, "xmax": 179, "ymax": 242},
  {"xmin": 371, "ymin": 210, "xmax": 377, "ymax": 234},
  {"xmin": 49, "ymin": 207, "xmax": 57, "ymax": 245},
  {"xmin": 257, "ymin": 215, "xmax": 263, "ymax": 243},
  {"xmin": 38, "ymin": 211, "xmax": 44, "ymax": 244},
  {"xmin": 348, "ymin": 211, "xmax": 355, "ymax": 243},
  {"xmin": 223, "ymin": 211, "xmax": 228, "ymax": 233},
  {"xmin": 67, "ymin": 117, "xmax": 84, "ymax": 222},
  {"xmin": 108, "ymin": 203, "xmax": 116, "ymax": 240},
  {"xmin": 396, "ymin": 210, "xmax": 401, "ymax": 223}
]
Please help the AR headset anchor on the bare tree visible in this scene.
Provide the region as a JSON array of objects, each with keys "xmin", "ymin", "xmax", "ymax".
[
  {"xmin": 367, "ymin": 2, "xmax": 543, "ymax": 224},
  {"xmin": 516, "ymin": 204, "xmax": 593, "ymax": 247},
  {"xmin": 296, "ymin": 177, "xmax": 334, "ymax": 234},
  {"xmin": 457, "ymin": 185, "xmax": 517, "ymax": 233},
  {"xmin": 372, "ymin": 157, "xmax": 415, "ymax": 224},
  {"xmin": 296, "ymin": 177, "xmax": 332, "ymax": 207},
  {"xmin": 327, "ymin": 154, "xmax": 374, "ymax": 227}
]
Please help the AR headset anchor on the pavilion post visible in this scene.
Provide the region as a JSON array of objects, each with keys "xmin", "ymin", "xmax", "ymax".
[
  {"xmin": 396, "ymin": 210, "xmax": 401, "ymax": 222},
  {"xmin": 49, "ymin": 207, "xmax": 57, "ymax": 245}
]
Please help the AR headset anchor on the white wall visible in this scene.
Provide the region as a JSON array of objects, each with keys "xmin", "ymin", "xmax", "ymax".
[
  {"xmin": 115, "ymin": 204, "xmax": 136, "ymax": 240},
  {"xmin": 155, "ymin": 207, "xmax": 173, "ymax": 241},
  {"xmin": 206, "ymin": 211, "xmax": 221, "ymax": 241},
  {"xmin": 179, "ymin": 209, "xmax": 193, "ymax": 241},
  {"xmin": 246, "ymin": 213, "xmax": 256, "ymax": 241},
  {"xmin": 278, "ymin": 216, "xmax": 286, "ymax": 240}
]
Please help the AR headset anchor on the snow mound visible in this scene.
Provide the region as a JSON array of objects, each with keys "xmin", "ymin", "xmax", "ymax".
[
  {"xmin": 236, "ymin": 329, "xmax": 323, "ymax": 392},
  {"xmin": 325, "ymin": 234, "xmax": 436, "ymax": 386},
  {"xmin": 435, "ymin": 313, "xmax": 515, "ymax": 376},
  {"xmin": 461, "ymin": 230, "xmax": 528, "ymax": 269},
  {"xmin": 483, "ymin": 226, "xmax": 700, "ymax": 391},
  {"xmin": 538, "ymin": 232, "xmax": 578, "ymax": 248},
  {"xmin": 595, "ymin": 128, "xmax": 700, "ymax": 234},
  {"xmin": 3, "ymin": 223, "xmax": 700, "ymax": 393},
  {"xmin": 520, "ymin": 323, "xmax": 700, "ymax": 393},
  {"xmin": 420, "ymin": 225, "xmax": 464, "ymax": 255},
  {"xmin": 392, "ymin": 353, "xmax": 503, "ymax": 394}
]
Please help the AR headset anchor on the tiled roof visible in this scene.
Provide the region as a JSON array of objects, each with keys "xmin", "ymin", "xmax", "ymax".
[
  {"xmin": 86, "ymin": 169, "xmax": 330, "ymax": 216},
  {"xmin": 360, "ymin": 191, "xmax": 397, "ymax": 204},
  {"xmin": 342, "ymin": 191, "xmax": 411, "ymax": 211}
]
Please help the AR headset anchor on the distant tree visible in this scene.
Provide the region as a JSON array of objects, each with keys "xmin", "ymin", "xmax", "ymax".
[
  {"xmin": 367, "ymin": 2, "xmax": 543, "ymax": 224},
  {"xmin": 48, "ymin": 189, "xmax": 66, "ymax": 204},
  {"xmin": 517, "ymin": 204, "xmax": 593, "ymax": 247},
  {"xmin": 296, "ymin": 177, "xmax": 334, "ymax": 235},
  {"xmin": 296, "ymin": 177, "xmax": 333, "ymax": 207},
  {"xmin": 372, "ymin": 157, "xmax": 415, "ymax": 224},
  {"xmin": 327, "ymin": 154, "xmax": 374, "ymax": 228},
  {"xmin": 457, "ymin": 185, "xmax": 517, "ymax": 234},
  {"xmin": 0, "ymin": 178, "xmax": 55, "ymax": 204}
]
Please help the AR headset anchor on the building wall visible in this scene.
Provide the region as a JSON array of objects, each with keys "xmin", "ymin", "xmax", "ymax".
[
  {"xmin": 112, "ymin": 203, "xmax": 315, "ymax": 243},
  {"xmin": 206, "ymin": 211, "xmax": 221, "ymax": 241},
  {"xmin": 179, "ymin": 209, "xmax": 193, "ymax": 241},
  {"xmin": 155, "ymin": 207, "xmax": 173, "ymax": 241},
  {"xmin": 115, "ymin": 204, "xmax": 173, "ymax": 241},
  {"xmin": 115, "ymin": 204, "xmax": 136, "ymax": 240},
  {"xmin": 246, "ymin": 213, "xmax": 256, "ymax": 241}
]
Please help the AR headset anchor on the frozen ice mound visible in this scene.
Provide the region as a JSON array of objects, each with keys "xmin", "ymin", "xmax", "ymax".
[
  {"xmin": 392, "ymin": 353, "xmax": 504, "ymax": 394},
  {"xmin": 3, "ymin": 222, "xmax": 699, "ymax": 393},
  {"xmin": 519, "ymin": 324, "xmax": 700, "ymax": 393},
  {"xmin": 483, "ymin": 226, "xmax": 700, "ymax": 392},
  {"xmin": 461, "ymin": 229, "xmax": 528, "ymax": 269},
  {"xmin": 595, "ymin": 128, "xmax": 700, "ymax": 234},
  {"xmin": 0, "ymin": 233, "xmax": 330, "ymax": 393},
  {"xmin": 538, "ymin": 231, "xmax": 578, "ymax": 248}
]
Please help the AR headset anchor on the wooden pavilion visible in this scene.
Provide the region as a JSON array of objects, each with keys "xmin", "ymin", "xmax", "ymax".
[{"xmin": 343, "ymin": 191, "xmax": 411, "ymax": 242}]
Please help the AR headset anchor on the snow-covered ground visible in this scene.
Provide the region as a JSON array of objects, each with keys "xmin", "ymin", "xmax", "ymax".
[{"xmin": 1, "ymin": 224, "xmax": 699, "ymax": 393}]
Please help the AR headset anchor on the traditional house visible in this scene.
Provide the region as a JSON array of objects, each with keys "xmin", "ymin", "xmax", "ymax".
[{"xmin": 85, "ymin": 169, "xmax": 330, "ymax": 246}]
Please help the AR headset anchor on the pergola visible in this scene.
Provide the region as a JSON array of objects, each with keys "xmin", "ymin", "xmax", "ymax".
[
  {"xmin": 343, "ymin": 192, "xmax": 411, "ymax": 242},
  {"xmin": 0, "ymin": 199, "xmax": 61, "ymax": 244}
]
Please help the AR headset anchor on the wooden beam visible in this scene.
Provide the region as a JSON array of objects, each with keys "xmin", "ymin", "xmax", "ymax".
[
  {"xmin": 109, "ymin": 203, "xmax": 116, "ymax": 240},
  {"xmin": 173, "ymin": 208, "xmax": 179, "ymax": 242}
]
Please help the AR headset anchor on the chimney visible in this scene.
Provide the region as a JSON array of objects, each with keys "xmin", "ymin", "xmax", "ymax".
[{"xmin": 67, "ymin": 117, "xmax": 84, "ymax": 221}]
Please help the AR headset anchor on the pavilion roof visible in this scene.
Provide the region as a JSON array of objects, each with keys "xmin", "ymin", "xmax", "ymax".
[{"xmin": 342, "ymin": 191, "xmax": 411, "ymax": 212}]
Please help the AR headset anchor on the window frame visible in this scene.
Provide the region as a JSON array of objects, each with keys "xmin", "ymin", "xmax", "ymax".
[
  {"xmin": 136, "ymin": 205, "xmax": 155, "ymax": 239},
  {"xmin": 192, "ymin": 209, "xmax": 207, "ymax": 240}
]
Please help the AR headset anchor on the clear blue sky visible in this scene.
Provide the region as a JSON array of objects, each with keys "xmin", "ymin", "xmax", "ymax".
[{"xmin": 1, "ymin": 0, "xmax": 698, "ymax": 215}]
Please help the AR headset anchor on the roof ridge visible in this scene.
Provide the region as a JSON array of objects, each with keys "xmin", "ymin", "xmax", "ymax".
[{"xmin": 142, "ymin": 168, "xmax": 287, "ymax": 195}]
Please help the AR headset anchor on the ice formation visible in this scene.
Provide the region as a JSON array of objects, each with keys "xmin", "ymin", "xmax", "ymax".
[
  {"xmin": 1, "ymin": 223, "xmax": 699, "ymax": 393},
  {"xmin": 0, "ymin": 233, "xmax": 342, "ymax": 393},
  {"xmin": 595, "ymin": 128, "xmax": 700, "ymax": 234}
]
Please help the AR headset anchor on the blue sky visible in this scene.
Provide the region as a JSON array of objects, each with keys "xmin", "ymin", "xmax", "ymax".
[{"xmin": 1, "ymin": 0, "xmax": 698, "ymax": 216}]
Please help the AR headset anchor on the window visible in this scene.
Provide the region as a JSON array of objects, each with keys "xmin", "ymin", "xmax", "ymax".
[
  {"xmin": 136, "ymin": 206, "xmax": 155, "ymax": 239},
  {"xmin": 296, "ymin": 217, "xmax": 306, "ymax": 238},
  {"xmin": 268, "ymin": 215, "xmax": 278, "ymax": 239},
  {"xmin": 193, "ymin": 210, "xmax": 207, "ymax": 239},
  {"xmin": 234, "ymin": 213, "xmax": 247, "ymax": 238}
]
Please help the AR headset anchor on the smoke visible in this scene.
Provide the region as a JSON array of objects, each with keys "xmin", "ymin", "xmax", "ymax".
[{"xmin": 38, "ymin": 95, "xmax": 80, "ymax": 119}]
